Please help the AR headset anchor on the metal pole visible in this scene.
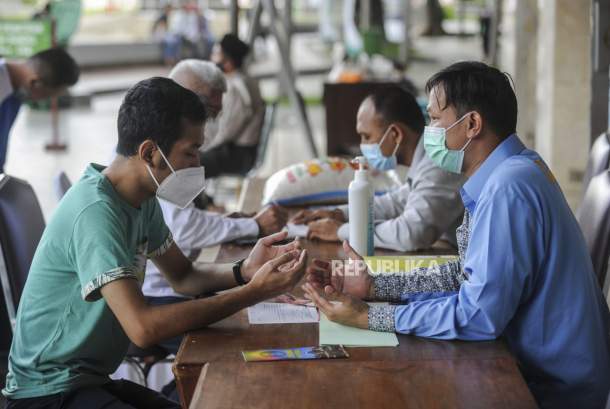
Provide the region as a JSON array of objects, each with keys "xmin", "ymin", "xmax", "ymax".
[
  {"xmin": 360, "ymin": 0, "xmax": 371, "ymax": 32},
  {"xmin": 399, "ymin": 0, "xmax": 412, "ymax": 65},
  {"xmin": 262, "ymin": 0, "xmax": 318, "ymax": 157},
  {"xmin": 45, "ymin": 18, "xmax": 66, "ymax": 152},
  {"xmin": 246, "ymin": 0, "xmax": 264, "ymax": 47},
  {"xmin": 488, "ymin": 0, "xmax": 503, "ymax": 66},
  {"xmin": 591, "ymin": 0, "xmax": 610, "ymax": 140},
  {"xmin": 283, "ymin": 0, "xmax": 293, "ymax": 58},
  {"xmin": 230, "ymin": 0, "xmax": 239, "ymax": 35}
]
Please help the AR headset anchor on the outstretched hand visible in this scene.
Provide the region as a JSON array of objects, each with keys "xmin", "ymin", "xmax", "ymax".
[
  {"xmin": 241, "ymin": 231, "xmax": 302, "ymax": 281},
  {"xmin": 305, "ymin": 240, "xmax": 373, "ymax": 300},
  {"xmin": 302, "ymin": 282, "xmax": 369, "ymax": 329}
]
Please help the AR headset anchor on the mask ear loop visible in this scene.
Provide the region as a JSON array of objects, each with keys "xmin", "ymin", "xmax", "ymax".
[
  {"xmin": 461, "ymin": 137, "xmax": 474, "ymax": 152},
  {"xmin": 379, "ymin": 125, "xmax": 401, "ymax": 157},
  {"xmin": 446, "ymin": 112, "xmax": 475, "ymax": 152},
  {"xmin": 145, "ymin": 145, "xmax": 174, "ymax": 188},
  {"xmin": 156, "ymin": 146, "xmax": 176, "ymax": 174},
  {"xmin": 446, "ymin": 111, "xmax": 473, "ymax": 132},
  {"xmin": 145, "ymin": 165, "xmax": 161, "ymax": 188}
]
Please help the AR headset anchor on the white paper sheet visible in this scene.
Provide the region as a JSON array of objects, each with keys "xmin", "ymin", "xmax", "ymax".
[{"xmin": 247, "ymin": 302, "xmax": 319, "ymax": 324}]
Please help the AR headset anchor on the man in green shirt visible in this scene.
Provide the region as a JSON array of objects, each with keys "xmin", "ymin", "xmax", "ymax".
[{"xmin": 2, "ymin": 77, "xmax": 307, "ymax": 409}]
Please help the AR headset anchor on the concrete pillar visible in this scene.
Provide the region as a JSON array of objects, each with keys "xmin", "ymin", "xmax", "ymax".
[
  {"xmin": 535, "ymin": 0, "xmax": 592, "ymax": 210},
  {"xmin": 501, "ymin": 0, "xmax": 538, "ymax": 148}
]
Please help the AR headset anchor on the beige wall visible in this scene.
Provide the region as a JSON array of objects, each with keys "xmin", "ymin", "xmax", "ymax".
[{"xmin": 501, "ymin": 0, "xmax": 592, "ymax": 210}]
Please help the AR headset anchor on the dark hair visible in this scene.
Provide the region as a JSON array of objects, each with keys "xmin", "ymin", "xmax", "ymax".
[
  {"xmin": 425, "ymin": 61, "xmax": 517, "ymax": 139},
  {"xmin": 220, "ymin": 34, "xmax": 250, "ymax": 69},
  {"xmin": 116, "ymin": 77, "xmax": 207, "ymax": 156},
  {"xmin": 367, "ymin": 85, "xmax": 425, "ymax": 135},
  {"xmin": 28, "ymin": 47, "xmax": 79, "ymax": 88}
]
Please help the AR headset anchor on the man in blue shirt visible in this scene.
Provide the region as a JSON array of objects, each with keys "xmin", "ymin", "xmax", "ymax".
[
  {"xmin": 0, "ymin": 47, "xmax": 79, "ymax": 172},
  {"xmin": 303, "ymin": 61, "xmax": 610, "ymax": 408}
]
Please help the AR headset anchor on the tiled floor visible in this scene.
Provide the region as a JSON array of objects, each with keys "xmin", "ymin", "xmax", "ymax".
[{"xmin": 4, "ymin": 93, "xmax": 328, "ymax": 220}]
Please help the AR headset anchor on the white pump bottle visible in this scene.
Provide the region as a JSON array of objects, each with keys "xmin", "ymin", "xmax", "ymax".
[{"xmin": 348, "ymin": 156, "xmax": 374, "ymax": 256}]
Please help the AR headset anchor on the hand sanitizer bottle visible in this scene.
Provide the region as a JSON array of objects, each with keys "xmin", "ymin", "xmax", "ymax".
[{"xmin": 348, "ymin": 156, "xmax": 374, "ymax": 256}]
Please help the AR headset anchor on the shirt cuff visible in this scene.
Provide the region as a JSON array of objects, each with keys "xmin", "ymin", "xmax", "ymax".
[
  {"xmin": 241, "ymin": 218, "xmax": 260, "ymax": 238},
  {"xmin": 337, "ymin": 223, "xmax": 349, "ymax": 241},
  {"xmin": 147, "ymin": 232, "xmax": 174, "ymax": 258},
  {"xmin": 372, "ymin": 274, "xmax": 407, "ymax": 302},
  {"xmin": 368, "ymin": 304, "xmax": 397, "ymax": 332},
  {"xmin": 81, "ymin": 267, "xmax": 139, "ymax": 302}
]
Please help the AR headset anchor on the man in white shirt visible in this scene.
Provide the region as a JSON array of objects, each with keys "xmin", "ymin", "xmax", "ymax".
[
  {"xmin": 200, "ymin": 34, "xmax": 265, "ymax": 177},
  {"xmin": 293, "ymin": 85, "xmax": 465, "ymax": 251},
  {"xmin": 142, "ymin": 60, "xmax": 286, "ymax": 353}
]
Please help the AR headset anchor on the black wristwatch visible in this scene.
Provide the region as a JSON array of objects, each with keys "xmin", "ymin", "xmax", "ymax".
[{"xmin": 233, "ymin": 258, "xmax": 247, "ymax": 286}]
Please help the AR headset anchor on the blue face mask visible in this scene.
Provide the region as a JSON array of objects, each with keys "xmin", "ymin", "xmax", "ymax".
[
  {"xmin": 360, "ymin": 126, "xmax": 399, "ymax": 171},
  {"xmin": 423, "ymin": 112, "xmax": 473, "ymax": 174}
]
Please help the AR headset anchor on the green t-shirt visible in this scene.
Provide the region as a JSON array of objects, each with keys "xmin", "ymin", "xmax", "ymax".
[{"xmin": 2, "ymin": 164, "xmax": 173, "ymax": 399}]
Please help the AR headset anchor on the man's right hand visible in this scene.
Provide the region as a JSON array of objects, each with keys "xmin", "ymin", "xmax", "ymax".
[
  {"xmin": 254, "ymin": 205, "xmax": 288, "ymax": 236},
  {"xmin": 247, "ymin": 249, "xmax": 308, "ymax": 299},
  {"xmin": 305, "ymin": 240, "xmax": 373, "ymax": 300},
  {"xmin": 289, "ymin": 209, "xmax": 346, "ymax": 225}
]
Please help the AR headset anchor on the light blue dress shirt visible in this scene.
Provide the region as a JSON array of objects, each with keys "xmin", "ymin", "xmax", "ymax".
[{"xmin": 369, "ymin": 135, "xmax": 610, "ymax": 408}]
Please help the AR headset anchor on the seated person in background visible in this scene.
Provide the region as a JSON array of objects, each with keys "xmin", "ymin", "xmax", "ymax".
[
  {"xmin": 200, "ymin": 33, "xmax": 265, "ymax": 177},
  {"xmin": 2, "ymin": 77, "xmax": 306, "ymax": 409},
  {"xmin": 141, "ymin": 61, "xmax": 288, "ymax": 354},
  {"xmin": 292, "ymin": 85, "xmax": 465, "ymax": 251},
  {"xmin": 0, "ymin": 47, "xmax": 79, "ymax": 172},
  {"xmin": 303, "ymin": 62, "xmax": 610, "ymax": 409}
]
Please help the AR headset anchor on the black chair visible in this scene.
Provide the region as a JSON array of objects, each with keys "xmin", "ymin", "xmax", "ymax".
[
  {"xmin": 53, "ymin": 171, "xmax": 72, "ymax": 201},
  {"xmin": 124, "ymin": 343, "xmax": 171, "ymax": 387},
  {"xmin": 577, "ymin": 170, "xmax": 610, "ymax": 289},
  {"xmin": 582, "ymin": 132, "xmax": 610, "ymax": 196},
  {"xmin": 247, "ymin": 101, "xmax": 278, "ymax": 178},
  {"xmin": 0, "ymin": 175, "xmax": 46, "ymax": 353}
]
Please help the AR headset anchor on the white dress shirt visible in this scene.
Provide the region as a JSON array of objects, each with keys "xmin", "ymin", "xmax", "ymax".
[
  {"xmin": 204, "ymin": 70, "xmax": 264, "ymax": 149},
  {"xmin": 336, "ymin": 137, "xmax": 466, "ymax": 251},
  {"xmin": 142, "ymin": 199, "xmax": 259, "ymax": 298}
]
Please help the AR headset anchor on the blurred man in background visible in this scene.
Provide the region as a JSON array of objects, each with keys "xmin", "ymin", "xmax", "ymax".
[
  {"xmin": 201, "ymin": 33, "xmax": 265, "ymax": 177},
  {"xmin": 0, "ymin": 47, "xmax": 79, "ymax": 172}
]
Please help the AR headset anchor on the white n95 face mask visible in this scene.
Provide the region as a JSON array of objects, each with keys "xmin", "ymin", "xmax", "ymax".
[{"xmin": 146, "ymin": 147, "xmax": 206, "ymax": 209}]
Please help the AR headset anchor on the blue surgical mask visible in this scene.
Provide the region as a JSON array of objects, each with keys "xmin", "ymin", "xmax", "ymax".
[
  {"xmin": 423, "ymin": 112, "xmax": 473, "ymax": 174},
  {"xmin": 360, "ymin": 126, "xmax": 399, "ymax": 171}
]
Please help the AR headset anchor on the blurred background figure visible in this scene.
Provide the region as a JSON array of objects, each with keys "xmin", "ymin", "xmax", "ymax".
[
  {"xmin": 0, "ymin": 48, "xmax": 79, "ymax": 173},
  {"xmin": 156, "ymin": 1, "xmax": 214, "ymax": 66},
  {"xmin": 202, "ymin": 33, "xmax": 264, "ymax": 178}
]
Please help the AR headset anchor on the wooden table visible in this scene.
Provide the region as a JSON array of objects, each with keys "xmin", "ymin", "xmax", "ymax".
[{"xmin": 174, "ymin": 240, "xmax": 538, "ymax": 409}]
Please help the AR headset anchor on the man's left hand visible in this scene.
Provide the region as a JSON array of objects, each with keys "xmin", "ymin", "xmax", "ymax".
[
  {"xmin": 241, "ymin": 231, "xmax": 302, "ymax": 281},
  {"xmin": 302, "ymin": 283, "xmax": 369, "ymax": 329}
]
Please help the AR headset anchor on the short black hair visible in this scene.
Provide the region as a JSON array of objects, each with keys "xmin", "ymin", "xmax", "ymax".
[
  {"xmin": 425, "ymin": 61, "xmax": 517, "ymax": 139},
  {"xmin": 28, "ymin": 47, "xmax": 79, "ymax": 88},
  {"xmin": 367, "ymin": 85, "xmax": 425, "ymax": 135},
  {"xmin": 116, "ymin": 77, "xmax": 207, "ymax": 157},
  {"xmin": 220, "ymin": 34, "xmax": 250, "ymax": 69}
]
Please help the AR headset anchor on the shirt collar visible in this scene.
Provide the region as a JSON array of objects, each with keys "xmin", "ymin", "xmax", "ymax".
[
  {"xmin": 86, "ymin": 163, "xmax": 143, "ymax": 215},
  {"xmin": 402, "ymin": 135, "xmax": 424, "ymax": 180},
  {"xmin": 460, "ymin": 134, "xmax": 526, "ymax": 211}
]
